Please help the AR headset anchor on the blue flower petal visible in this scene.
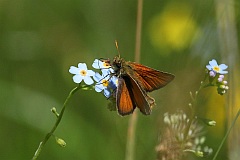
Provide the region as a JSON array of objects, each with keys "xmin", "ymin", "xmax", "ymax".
[
  {"xmin": 84, "ymin": 76, "xmax": 94, "ymax": 85},
  {"xmin": 206, "ymin": 65, "xmax": 212, "ymax": 71},
  {"xmin": 219, "ymin": 64, "xmax": 228, "ymax": 70},
  {"xmin": 108, "ymin": 68, "xmax": 114, "ymax": 73},
  {"xmin": 87, "ymin": 70, "xmax": 95, "ymax": 76},
  {"xmin": 103, "ymin": 89, "xmax": 111, "ymax": 98},
  {"xmin": 108, "ymin": 76, "xmax": 118, "ymax": 89},
  {"xmin": 209, "ymin": 59, "xmax": 218, "ymax": 67},
  {"xmin": 95, "ymin": 84, "xmax": 104, "ymax": 92},
  {"xmin": 93, "ymin": 72, "xmax": 102, "ymax": 82},
  {"xmin": 69, "ymin": 66, "xmax": 80, "ymax": 74},
  {"xmin": 101, "ymin": 68, "xmax": 109, "ymax": 75},
  {"xmin": 92, "ymin": 59, "xmax": 103, "ymax": 69},
  {"xmin": 73, "ymin": 75, "xmax": 83, "ymax": 83},
  {"xmin": 219, "ymin": 70, "xmax": 228, "ymax": 74},
  {"xmin": 102, "ymin": 68, "xmax": 114, "ymax": 75},
  {"xmin": 78, "ymin": 63, "xmax": 87, "ymax": 70}
]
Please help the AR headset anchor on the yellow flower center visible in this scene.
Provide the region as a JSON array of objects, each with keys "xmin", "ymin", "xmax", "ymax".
[
  {"xmin": 80, "ymin": 70, "xmax": 87, "ymax": 76},
  {"xmin": 103, "ymin": 62, "xmax": 111, "ymax": 68},
  {"xmin": 213, "ymin": 66, "xmax": 220, "ymax": 72},
  {"xmin": 102, "ymin": 79, "xmax": 109, "ymax": 87}
]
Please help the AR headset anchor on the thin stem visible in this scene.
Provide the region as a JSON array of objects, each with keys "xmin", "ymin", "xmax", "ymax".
[
  {"xmin": 134, "ymin": 0, "xmax": 143, "ymax": 63},
  {"xmin": 125, "ymin": 0, "xmax": 143, "ymax": 160},
  {"xmin": 184, "ymin": 80, "xmax": 212, "ymax": 142},
  {"xmin": 184, "ymin": 81, "xmax": 205, "ymax": 137},
  {"xmin": 32, "ymin": 86, "xmax": 80, "ymax": 160},
  {"xmin": 212, "ymin": 108, "xmax": 240, "ymax": 160},
  {"xmin": 125, "ymin": 111, "xmax": 138, "ymax": 160}
]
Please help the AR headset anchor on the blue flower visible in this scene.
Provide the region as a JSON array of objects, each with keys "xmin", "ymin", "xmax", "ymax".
[
  {"xmin": 93, "ymin": 71, "xmax": 119, "ymax": 98},
  {"xmin": 93, "ymin": 72, "xmax": 112, "ymax": 98},
  {"xmin": 92, "ymin": 59, "xmax": 111, "ymax": 69},
  {"xmin": 69, "ymin": 63, "xmax": 95, "ymax": 85},
  {"xmin": 206, "ymin": 59, "xmax": 228, "ymax": 74},
  {"xmin": 108, "ymin": 76, "xmax": 118, "ymax": 90},
  {"xmin": 92, "ymin": 59, "xmax": 114, "ymax": 75}
]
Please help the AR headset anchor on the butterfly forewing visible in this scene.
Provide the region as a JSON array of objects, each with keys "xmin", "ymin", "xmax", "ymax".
[
  {"xmin": 127, "ymin": 62, "xmax": 175, "ymax": 92},
  {"xmin": 116, "ymin": 78, "xmax": 135, "ymax": 115}
]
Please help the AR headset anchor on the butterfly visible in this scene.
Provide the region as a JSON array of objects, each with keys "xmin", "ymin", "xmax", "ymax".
[{"xmin": 110, "ymin": 56, "xmax": 174, "ymax": 116}]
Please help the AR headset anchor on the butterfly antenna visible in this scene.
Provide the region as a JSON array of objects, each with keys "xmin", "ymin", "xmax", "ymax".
[{"xmin": 115, "ymin": 40, "xmax": 120, "ymax": 58}]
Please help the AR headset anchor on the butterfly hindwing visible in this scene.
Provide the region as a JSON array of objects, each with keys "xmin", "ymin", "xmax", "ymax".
[{"xmin": 127, "ymin": 75, "xmax": 152, "ymax": 115}]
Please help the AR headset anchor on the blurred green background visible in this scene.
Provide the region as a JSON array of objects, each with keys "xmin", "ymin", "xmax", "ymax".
[{"xmin": 0, "ymin": 0, "xmax": 239, "ymax": 159}]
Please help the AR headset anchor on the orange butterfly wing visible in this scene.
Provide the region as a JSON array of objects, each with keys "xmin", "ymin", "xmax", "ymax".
[
  {"xmin": 127, "ymin": 62, "xmax": 175, "ymax": 92},
  {"xmin": 127, "ymin": 75, "xmax": 152, "ymax": 115},
  {"xmin": 116, "ymin": 78, "xmax": 135, "ymax": 116},
  {"xmin": 116, "ymin": 75, "xmax": 153, "ymax": 116}
]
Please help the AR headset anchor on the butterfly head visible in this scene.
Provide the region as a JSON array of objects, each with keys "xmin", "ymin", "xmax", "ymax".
[{"xmin": 112, "ymin": 56, "xmax": 125, "ymax": 73}]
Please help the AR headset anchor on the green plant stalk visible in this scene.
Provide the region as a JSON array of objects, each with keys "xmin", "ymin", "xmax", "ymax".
[
  {"xmin": 184, "ymin": 80, "xmax": 211, "ymax": 139},
  {"xmin": 183, "ymin": 76, "xmax": 218, "ymax": 151},
  {"xmin": 125, "ymin": 0, "xmax": 143, "ymax": 160},
  {"xmin": 212, "ymin": 108, "xmax": 240, "ymax": 160},
  {"xmin": 32, "ymin": 86, "xmax": 80, "ymax": 160}
]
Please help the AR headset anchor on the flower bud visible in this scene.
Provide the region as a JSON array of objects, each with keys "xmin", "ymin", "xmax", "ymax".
[
  {"xmin": 51, "ymin": 107, "xmax": 57, "ymax": 113},
  {"xmin": 51, "ymin": 107, "xmax": 59, "ymax": 117},
  {"xmin": 195, "ymin": 150, "xmax": 204, "ymax": 157},
  {"xmin": 219, "ymin": 75, "xmax": 224, "ymax": 78},
  {"xmin": 195, "ymin": 91, "xmax": 198, "ymax": 96},
  {"xmin": 219, "ymin": 85, "xmax": 226, "ymax": 89},
  {"xmin": 207, "ymin": 120, "xmax": 216, "ymax": 126},
  {"xmin": 218, "ymin": 77, "xmax": 223, "ymax": 82},
  {"xmin": 209, "ymin": 71, "xmax": 216, "ymax": 77},
  {"xmin": 55, "ymin": 137, "xmax": 66, "ymax": 147},
  {"xmin": 199, "ymin": 117, "xmax": 216, "ymax": 126}
]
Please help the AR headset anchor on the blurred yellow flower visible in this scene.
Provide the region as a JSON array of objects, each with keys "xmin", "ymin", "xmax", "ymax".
[{"xmin": 148, "ymin": 2, "xmax": 200, "ymax": 53}]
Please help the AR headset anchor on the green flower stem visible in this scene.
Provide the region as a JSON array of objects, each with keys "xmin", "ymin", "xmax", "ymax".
[
  {"xmin": 184, "ymin": 81, "xmax": 205, "ymax": 137},
  {"xmin": 212, "ymin": 108, "xmax": 240, "ymax": 160},
  {"xmin": 184, "ymin": 80, "xmax": 214, "ymax": 140},
  {"xmin": 125, "ymin": 0, "xmax": 143, "ymax": 160},
  {"xmin": 32, "ymin": 86, "xmax": 81, "ymax": 160}
]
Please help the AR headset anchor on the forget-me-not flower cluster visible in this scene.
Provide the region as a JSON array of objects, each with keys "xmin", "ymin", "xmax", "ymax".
[
  {"xmin": 206, "ymin": 59, "xmax": 229, "ymax": 95},
  {"xmin": 69, "ymin": 59, "xmax": 118, "ymax": 98}
]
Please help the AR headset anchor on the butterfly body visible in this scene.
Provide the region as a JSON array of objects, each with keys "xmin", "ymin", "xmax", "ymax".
[{"xmin": 111, "ymin": 56, "xmax": 174, "ymax": 116}]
